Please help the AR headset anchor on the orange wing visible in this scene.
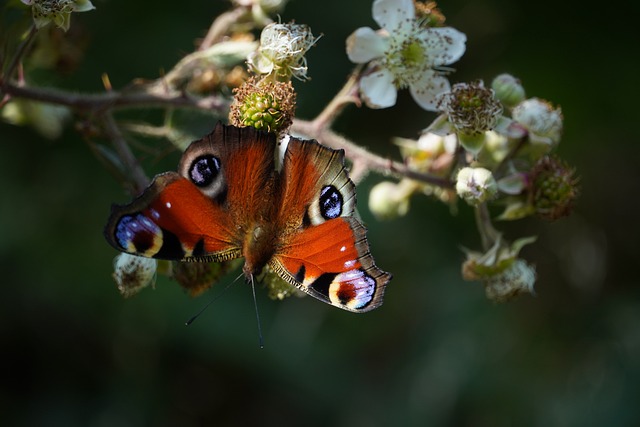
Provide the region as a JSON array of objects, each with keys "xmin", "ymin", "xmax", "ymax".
[
  {"xmin": 104, "ymin": 123, "xmax": 277, "ymax": 262},
  {"xmin": 271, "ymin": 137, "xmax": 391, "ymax": 312}
]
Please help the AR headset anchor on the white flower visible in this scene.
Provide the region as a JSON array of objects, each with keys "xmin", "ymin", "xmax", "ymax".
[
  {"xmin": 112, "ymin": 253, "xmax": 157, "ymax": 298},
  {"xmin": 485, "ymin": 259, "xmax": 536, "ymax": 302},
  {"xmin": 247, "ymin": 22, "xmax": 319, "ymax": 81},
  {"xmin": 456, "ymin": 167, "xmax": 497, "ymax": 205},
  {"xmin": 21, "ymin": 0, "xmax": 95, "ymax": 32},
  {"xmin": 346, "ymin": 0, "xmax": 466, "ymax": 110},
  {"xmin": 512, "ymin": 98, "xmax": 563, "ymax": 146}
]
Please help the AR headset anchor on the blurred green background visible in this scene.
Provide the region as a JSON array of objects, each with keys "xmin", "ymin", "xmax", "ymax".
[{"xmin": 1, "ymin": 0, "xmax": 639, "ymax": 426}]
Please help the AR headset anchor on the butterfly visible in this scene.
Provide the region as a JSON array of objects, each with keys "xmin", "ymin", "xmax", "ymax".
[{"xmin": 104, "ymin": 123, "xmax": 391, "ymax": 312}]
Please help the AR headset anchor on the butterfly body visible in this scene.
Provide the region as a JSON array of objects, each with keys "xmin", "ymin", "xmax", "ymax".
[{"xmin": 105, "ymin": 123, "xmax": 391, "ymax": 312}]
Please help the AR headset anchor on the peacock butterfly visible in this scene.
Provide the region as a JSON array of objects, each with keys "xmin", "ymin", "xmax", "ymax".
[{"xmin": 104, "ymin": 123, "xmax": 391, "ymax": 312}]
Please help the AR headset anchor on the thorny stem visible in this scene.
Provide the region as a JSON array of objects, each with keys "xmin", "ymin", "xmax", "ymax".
[
  {"xmin": 1, "ymin": 82, "xmax": 230, "ymax": 113},
  {"xmin": 101, "ymin": 112, "xmax": 149, "ymax": 194},
  {"xmin": 291, "ymin": 119, "xmax": 454, "ymax": 188},
  {"xmin": 474, "ymin": 202, "xmax": 500, "ymax": 251},
  {"xmin": 312, "ymin": 65, "xmax": 363, "ymax": 130},
  {"xmin": 1, "ymin": 24, "xmax": 38, "ymax": 95},
  {"xmin": 199, "ymin": 7, "xmax": 247, "ymax": 50}
]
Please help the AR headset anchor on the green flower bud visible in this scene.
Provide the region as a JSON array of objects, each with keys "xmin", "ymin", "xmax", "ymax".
[
  {"xmin": 491, "ymin": 74, "xmax": 526, "ymax": 109},
  {"xmin": 368, "ymin": 180, "xmax": 416, "ymax": 220}
]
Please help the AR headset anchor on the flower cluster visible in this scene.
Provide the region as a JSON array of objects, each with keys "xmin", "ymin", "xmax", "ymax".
[{"xmin": 370, "ymin": 68, "xmax": 579, "ymax": 301}]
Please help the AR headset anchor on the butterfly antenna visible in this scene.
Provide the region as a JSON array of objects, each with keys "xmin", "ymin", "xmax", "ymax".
[
  {"xmin": 250, "ymin": 274, "xmax": 265, "ymax": 349},
  {"xmin": 184, "ymin": 273, "xmax": 243, "ymax": 326}
]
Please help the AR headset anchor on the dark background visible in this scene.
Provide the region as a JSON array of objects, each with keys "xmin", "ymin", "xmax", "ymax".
[{"xmin": 1, "ymin": 0, "xmax": 639, "ymax": 425}]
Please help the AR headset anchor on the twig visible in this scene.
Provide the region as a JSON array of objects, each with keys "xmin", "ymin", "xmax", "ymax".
[
  {"xmin": 291, "ymin": 119, "xmax": 454, "ymax": 189},
  {"xmin": 474, "ymin": 202, "xmax": 500, "ymax": 251},
  {"xmin": 1, "ymin": 82, "xmax": 230, "ymax": 114},
  {"xmin": 101, "ymin": 112, "xmax": 149, "ymax": 194},
  {"xmin": 312, "ymin": 65, "xmax": 362, "ymax": 130},
  {"xmin": 199, "ymin": 7, "xmax": 247, "ymax": 50},
  {"xmin": 1, "ymin": 24, "xmax": 37, "ymax": 89}
]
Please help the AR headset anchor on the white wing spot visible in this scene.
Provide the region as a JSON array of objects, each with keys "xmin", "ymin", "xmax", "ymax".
[
  {"xmin": 344, "ymin": 259, "xmax": 356, "ymax": 269},
  {"xmin": 165, "ymin": 202, "xmax": 172, "ymax": 209}
]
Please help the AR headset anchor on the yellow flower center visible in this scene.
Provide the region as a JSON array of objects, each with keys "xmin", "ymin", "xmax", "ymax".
[{"xmin": 383, "ymin": 22, "xmax": 430, "ymax": 89}]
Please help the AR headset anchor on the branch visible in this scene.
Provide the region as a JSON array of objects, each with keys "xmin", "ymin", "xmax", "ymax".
[
  {"xmin": 1, "ymin": 82, "xmax": 231, "ymax": 114},
  {"xmin": 100, "ymin": 112, "xmax": 149, "ymax": 194},
  {"xmin": 1, "ymin": 24, "xmax": 38, "ymax": 88},
  {"xmin": 291, "ymin": 119, "xmax": 454, "ymax": 189},
  {"xmin": 198, "ymin": 7, "xmax": 248, "ymax": 50}
]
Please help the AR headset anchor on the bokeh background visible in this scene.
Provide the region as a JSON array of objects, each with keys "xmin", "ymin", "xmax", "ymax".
[{"xmin": 1, "ymin": 0, "xmax": 639, "ymax": 425}]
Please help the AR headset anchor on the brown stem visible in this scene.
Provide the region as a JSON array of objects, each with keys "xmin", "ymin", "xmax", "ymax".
[
  {"xmin": 312, "ymin": 66, "xmax": 362, "ymax": 130},
  {"xmin": 101, "ymin": 113, "xmax": 149, "ymax": 194},
  {"xmin": 1, "ymin": 24, "xmax": 38, "ymax": 90},
  {"xmin": 1, "ymin": 82, "xmax": 230, "ymax": 114},
  {"xmin": 291, "ymin": 119, "xmax": 454, "ymax": 189},
  {"xmin": 199, "ymin": 7, "xmax": 247, "ymax": 50}
]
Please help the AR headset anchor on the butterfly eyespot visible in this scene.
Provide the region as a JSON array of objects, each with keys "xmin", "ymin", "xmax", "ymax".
[
  {"xmin": 115, "ymin": 213, "xmax": 162, "ymax": 254},
  {"xmin": 319, "ymin": 185, "xmax": 343, "ymax": 219},
  {"xmin": 189, "ymin": 155, "xmax": 221, "ymax": 187}
]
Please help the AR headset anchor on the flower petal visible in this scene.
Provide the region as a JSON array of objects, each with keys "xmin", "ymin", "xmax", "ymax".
[
  {"xmin": 372, "ymin": 0, "xmax": 415, "ymax": 30},
  {"xmin": 74, "ymin": 0, "xmax": 96, "ymax": 12},
  {"xmin": 423, "ymin": 27, "xmax": 467, "ymax": 66},
  {"xmin": 346, "ymin": 27, "xmax": 387, "ymax": 63},
  {"xmin": 360, "ymin": 69, "xmax": 397, "ymax": 109},
  {"xmin": 409, "ymin": 72, "xmax": 451, "ymax": 111}
]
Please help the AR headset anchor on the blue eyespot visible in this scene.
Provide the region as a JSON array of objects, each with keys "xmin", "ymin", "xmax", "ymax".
[
  {"xmin": 115, "ymin": 213, "xmax": 160, "ymax": 252},
  {"xmin": 190, "ymin": 155, "xmax": 221, "ymax": 187},
  {"xmin": 319, "ymin": 185, "xmax": 342, "ymax": 219}
]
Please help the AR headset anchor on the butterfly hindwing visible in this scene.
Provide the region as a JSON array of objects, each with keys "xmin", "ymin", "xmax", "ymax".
[{"xmin": 271, "ymin": 137, "xmax": 391, "ymax": 312}]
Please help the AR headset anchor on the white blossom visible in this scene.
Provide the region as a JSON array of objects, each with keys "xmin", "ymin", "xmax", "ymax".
[
  {"xmin": 21, "ymin": 0, "xmax": 94, "ymax": 32},
  {"xmin": 512, "ymin": 98, "xmax": 563, "ymax": 146},
  {"xmin": 247, "ymin": 22, "xmax": 319, "ymax": 81},
  {"xmin": 346, "ymin": 0, "xmax": 466, "ymax": 110},
  {"xmin": 112, "ymin": 253, "xmax": 157, "ymax": 298}
]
